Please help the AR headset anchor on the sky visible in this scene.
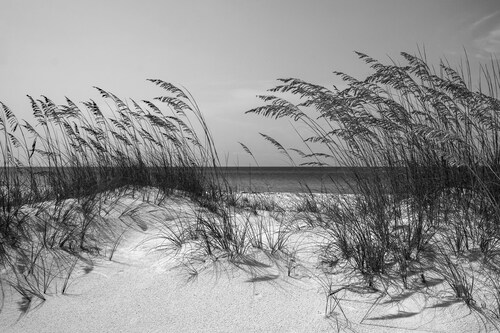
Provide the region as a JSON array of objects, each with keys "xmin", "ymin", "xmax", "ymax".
[{"xmin": 1, "ymin": 0, "xmax": 500, "ymax": 166}]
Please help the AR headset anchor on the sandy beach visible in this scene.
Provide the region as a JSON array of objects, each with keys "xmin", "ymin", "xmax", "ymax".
[
  {"xmin": 2, "ymin": 0, "xmax": 500, "ymax": 331},
  {"xmin": 0, "ymin": 192, "xmax": 495, "ymax": 333}
]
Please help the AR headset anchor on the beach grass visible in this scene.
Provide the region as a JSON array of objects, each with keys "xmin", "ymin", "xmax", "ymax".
[
  {"xmin": 0, "ymin": 80, "xmax": 231, "ymax": 312},
  {"xmin": 246, "ymin": 49, "xmax": 500, "ymax": 324},
  {"xmin": 1, "ymin": 49, "xmax": 500, "ymax": 330}
]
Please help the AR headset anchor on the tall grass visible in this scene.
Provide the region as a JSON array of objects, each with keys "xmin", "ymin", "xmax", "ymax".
[
  {"xmin": 0, "ymin": 79, "xmax": 229, "ymax": 311},
  {"xmin": 247, "ymin": 50, "xmax": 500, "ymax": 315},
  {"xmin": 4, "ymin": 49, "xmax": 500, "ymax": 327}
]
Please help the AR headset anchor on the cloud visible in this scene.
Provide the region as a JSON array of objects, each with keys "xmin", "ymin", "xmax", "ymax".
[
  {"xmin": 475, "ymin": 25, "xmax": 500, "ymax": 55},
  {"xmin": 471, "ymin": 11, "xmax": 500, "ymax": 30},
  {"xmin": 469, "ymin": 11, "xmax": 500, "ymax": 56}
]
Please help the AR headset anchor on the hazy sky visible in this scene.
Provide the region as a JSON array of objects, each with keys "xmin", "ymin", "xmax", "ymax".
[{"xmin": 1, "ymin": 0, "xmax": 500, "ymax": 166}]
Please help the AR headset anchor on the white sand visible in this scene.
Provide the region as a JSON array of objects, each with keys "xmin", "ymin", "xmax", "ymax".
[{"xmin": 0, "ymin": 193, "xmax": 495, "ymax": 332}]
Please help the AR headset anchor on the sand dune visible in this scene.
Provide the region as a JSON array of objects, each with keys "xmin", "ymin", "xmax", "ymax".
[{"xmin": 0, "ymin": 194, "xmax": 495, "ymax": 332}]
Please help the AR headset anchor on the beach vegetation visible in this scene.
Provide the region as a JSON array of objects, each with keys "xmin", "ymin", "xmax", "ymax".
[
  {"xmin": 0, "ymin": 79, "xmax": 230, "ymax": 311},
  {"xmin": 3, "ymin": 47, "xmax": 500, "ymax": 330},
  {"xmin": 247, "ymin": 49, "xmax": 500, "ymax": 321}
]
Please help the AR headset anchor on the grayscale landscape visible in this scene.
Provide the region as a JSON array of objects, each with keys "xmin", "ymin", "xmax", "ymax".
[{"xmin": 1, "ymin": 1, "xmax": 500, "ymax": 332}]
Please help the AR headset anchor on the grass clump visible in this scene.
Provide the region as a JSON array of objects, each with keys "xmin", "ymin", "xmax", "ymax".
[
  {"xmin": 1, "ymin": 79, "xmax": 298, "ymax": 314},
  {"xmin": 247, "ymin": 49, "xmax": 500, "ymax": 319},
  {"xmin": 0, "ymin": 80, "xmax": 229, "ymax": 311}
]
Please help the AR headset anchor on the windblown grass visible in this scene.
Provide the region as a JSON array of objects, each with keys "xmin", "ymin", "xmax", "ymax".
[
  {"xmin": 3, "ymin": 48, "xmax": 500, "ymax": 331},
  {"xmin": 0, "ymin": 80, "xmax": 230, "ymax": 311},
  {"xmin": 246, "ymin": 49, "xmax": 500, "ymax": 324}
]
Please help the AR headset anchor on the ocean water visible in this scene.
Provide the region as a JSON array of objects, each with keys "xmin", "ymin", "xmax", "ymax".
[
  {"xmin": 1, "ymin": 166, "xmax": 372, "ymax": 195},
  {"xmin": 220, "ymin": 167, "xmax": 364, "ymax": 194}
]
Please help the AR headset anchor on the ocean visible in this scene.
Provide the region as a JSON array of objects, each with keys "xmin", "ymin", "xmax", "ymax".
[
  {"xmin": 1, "ymin": 166, "xmax": 379, "ymax": 195},
  {"xmin": 220, "ymin": 167, "xmax": 365, "ymax": 194}
]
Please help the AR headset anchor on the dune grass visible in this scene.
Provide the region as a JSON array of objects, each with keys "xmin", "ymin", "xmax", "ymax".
[
  {"xmin": 246, "ymin": 49, "xmax": 500, "ymax": 323},
  {"xmin": 0, "ymin": 79, "xmax": 231, "ymax": 312},
  {"xmin": 2, "ymin": 49, "xmax": 500, "ymax": 330}
]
